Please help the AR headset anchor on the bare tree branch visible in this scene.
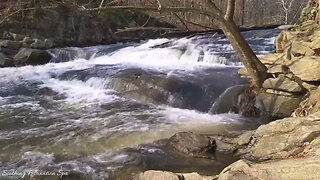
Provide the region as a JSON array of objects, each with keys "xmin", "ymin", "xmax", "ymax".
[
  {"xmin": 0, "ymin": 5, "xmax": 58, "ymax": 25},
  {"xmin": 78, "ymin": 5, "xmax": 225, "ymax": 26},
  {"xmin": 225, "ymin": 0, "xmax": 235, "ymax": 21},
  {"xmin": 171, "ymin": 12, "xmax": 190, "ymax": 31},
  {"xmin": 205, "ymin": 0, "xmax": 223, "ymax": 16}
]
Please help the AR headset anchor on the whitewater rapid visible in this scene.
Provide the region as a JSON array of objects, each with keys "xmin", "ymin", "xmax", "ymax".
[{"xmin": 0, "ymin": 29, "xmax": 280, "ymax": 179}]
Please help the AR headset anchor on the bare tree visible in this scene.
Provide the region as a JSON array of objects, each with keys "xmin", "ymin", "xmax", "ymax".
[{"xmin": 278, "ymin": 0, "xmax": 295, "ymax": 24}]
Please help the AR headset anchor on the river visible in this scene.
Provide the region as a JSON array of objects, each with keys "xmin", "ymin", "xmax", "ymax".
[{"xmin": 0, "ymin": 29, "xmax": 280, "ymax": 179}]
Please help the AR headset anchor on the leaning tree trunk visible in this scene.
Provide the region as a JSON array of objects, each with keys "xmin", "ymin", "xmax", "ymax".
[
  {"xmin": 205, "ymin": 0, "xmax": 268, "ymax": 87},
  {"xmin": 220, "ymin": 20, "xmax": 268, "ymax": 87}
]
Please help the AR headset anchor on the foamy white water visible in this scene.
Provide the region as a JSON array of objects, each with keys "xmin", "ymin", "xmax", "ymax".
[{"xmin": 0, "ymin": 29, "xmax": 280, "ymax": 179}]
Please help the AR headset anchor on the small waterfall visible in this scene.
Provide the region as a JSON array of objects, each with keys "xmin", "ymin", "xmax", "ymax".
[{"xmin": 0, "ymin": 28, "xmax": 280, "ymax": 179}]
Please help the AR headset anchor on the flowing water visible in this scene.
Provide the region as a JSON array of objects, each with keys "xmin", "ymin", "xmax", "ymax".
[{"xmin": 0, "ymin": 29, "xmax": 280, "ymax": 179}]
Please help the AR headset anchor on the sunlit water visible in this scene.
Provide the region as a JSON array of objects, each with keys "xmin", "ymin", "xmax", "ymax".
[{"xmin": 0, "ymin": 29, "xmax": 279, "ymax": 179}]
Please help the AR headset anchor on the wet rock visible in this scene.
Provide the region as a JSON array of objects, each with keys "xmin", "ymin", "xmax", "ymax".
[
  {"xmin": 106, "ymin": 69, "xmax": 171, "ymax": 105},
  {"xmin": 209, "ymin": 85, "xmax": 248, "ymax": 114},
  {"xmin": 262, "ymin": 75, "xmax": 303, "ymax": 93},
  {"xmin": 137, "ymin": 170, "xmax": 214, "ymax": 180},
  {"xmin": 167, "ymin": 132, "xmax": 216, "ymax": 158},
  {"xmin": 0, "ymin": 52, "xmax": 14, "ymax": 67},
  {"xmin": 0, "ymin": 47, "xmax": 19, "ymax": 56},
  {"xmin": 0, "ymin": 40, "xmax": 22, "ymax": 49},
  {"xmin": 255, "ymin": 92, "xmax": 303, "ymax": 118},
  {"xmin": 107, "ymin": 68, "xmax": 245, "ymax": 111},
  {"xmin": 286, "ymin": 56, "xmax": 320, "ymax": 81},
  {"xmin": 237, "ymin": 68, "xmax": 249, "ymax": 77},
  {"xmin": 13, "ymin": 48, "xmax": 52, "ymax": 65},
  {"xmin": 217, "ymin": 157, "xmax": 320, "ymax": 180},
  {"xmin": 241, "ymin": 113, "xmax": 320, "ymax": 161}
]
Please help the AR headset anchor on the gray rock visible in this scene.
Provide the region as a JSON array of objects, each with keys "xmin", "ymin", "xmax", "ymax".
[
  {"xmin": 167, "ymin": 132, "xmax": 216, "ymax": 158},
  {"xmin": 255, "ymin": 92, "xmax": 303, "ymax": 118},
  {"xmin": 0, "ymin": 47, "xmax": 18, "ymax": 56},
  {"xmin": 22, "ymin": 37, "xmax": 35, "ymax": 44},
  {"xmin": 0, "ymin": 53, "xmax": 14, "ymax": 67},
  {"xmin": 10, "ymin": 32, "xmax": 25, "ymax": 41},
  {"xmin": 44, "ymin": 39, "xmax": 54, "ymax": 49},
  {"xmin": 106, "ymin": 68, "xmax": 244, "ymax": 112},
  {"xmin": 13, "ymin": 48, "xmax": 52, "ymax": 65},
  {"xmin": 30, "ymin": 39, "xmax": 46, "ymax": 49},
  {"xmin": 209, "ymin": 85, "xmax": 248, "ymax": 114},
  {"xmin": 237, "ymin": 131, "xmax": 255, "ymax": 146},
  {"xmin": 0, "ymin": 40, "xmax": 22, "ymax": 49},
  {"xmin": 262, "ymin": 75, "xmax": 303, "ymax": 93},
  {"xmin": 286, "ymin": 56, "xmax": 320, "ymax": 81}
]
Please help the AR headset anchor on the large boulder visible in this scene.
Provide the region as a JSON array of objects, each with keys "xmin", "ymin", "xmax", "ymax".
[
  {"xmin": 291, "ymin": 40, "xmax": 315, "ymax": 56},
  {"xmin": 286, "ymin": 56, "xmax": 320, "ymax": 81},
  {"xmin": 217, "ymin": 157, "xmax": 320, "ymax": 180},
  {"xmin": 209, "ymin": 85, "xmax": 249, "ymax": 114},
  {"xmin": 258, "ymin": 53, "xmax": 285, "ymax": 65},
  {"xmin": 0, "ymin": 53, "xmax": 14, "ymax": 67},
  {"xmin": 255, "ymin": 91, "xmax": 303, "ymax": 118},
  {"xmin": 262, "ymin": 75, "xmax": 303, "ymax": 93},
  {"xmin": 308, "ymin": 29, "xmax": 320, "ymax": 51},
  {"xmin": 166, "ymin": 132, "xmax": 216, "ymax": 158},
  {"xmin": 275, "ymin": 31, "xmax": 296, "ymax": 53},
  {"xmin": 106, "ymin": 68, "xmax": 245, "ymax": 111},
  {"xmin": 293, "ymin": 88, "xmax": 320, "ymax": 117},
  {"xmin": 0, "ymin": 40, "xmax": 22, "ymax": 49},
  {"xmin": 240, "ymin": 112, "xmax": 320, "ymax": 161},
  {"xmin": 13, "ymin": 48, "xmax": 52, "ymax": 65}
]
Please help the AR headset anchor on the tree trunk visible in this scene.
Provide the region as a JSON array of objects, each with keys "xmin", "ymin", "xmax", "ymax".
[{"xmin": 220, "ymin": 19, "xmax": 268, "ymax": 87}]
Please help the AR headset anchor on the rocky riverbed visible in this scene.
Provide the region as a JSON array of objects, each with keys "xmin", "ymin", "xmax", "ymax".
[
  {"xmin": 136, "ymin": 12, "xmax": 320, "ymax": 180},
  {"xmin": 0, "ymin": 29, "xmax": 281, "ymax": 180}
]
